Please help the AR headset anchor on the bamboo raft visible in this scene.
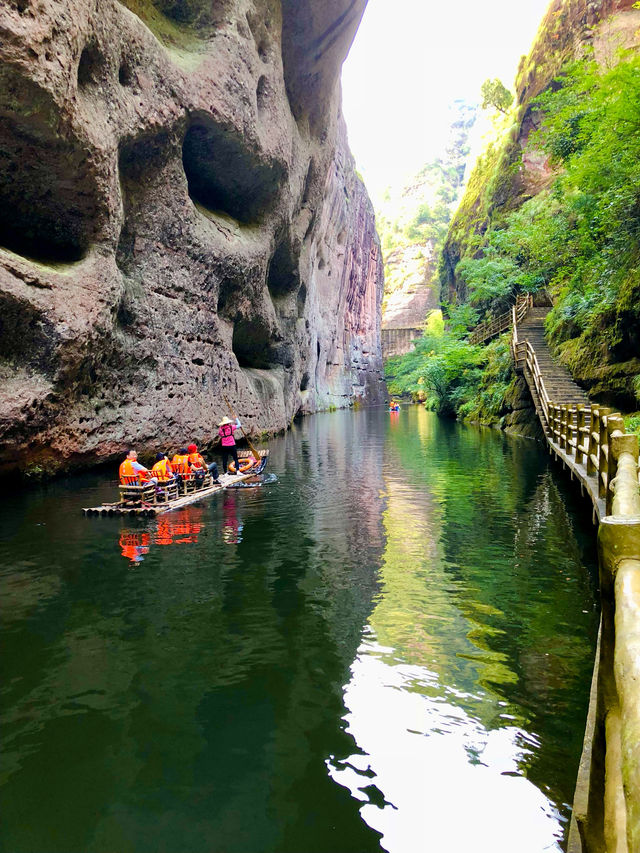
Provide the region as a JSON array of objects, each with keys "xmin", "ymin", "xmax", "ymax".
[{"xmin": 83, "ymin": 449, "xmax": 269, "ymax": 517}]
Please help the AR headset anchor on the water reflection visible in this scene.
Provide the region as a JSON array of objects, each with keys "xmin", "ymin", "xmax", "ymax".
[
  {"xmin": 331, "ymin": 645, "xmax": 562, "ymax": 852},
  {"xmin": 221, "ymin": 492, "xmax": 243, "ymax": 545},
  {"xmin": 327, "ymin": 407, "xmax": 598, "ymax": 852},
  {"xmin": 118, "ymin": 509, "xmax": 205, "ymax": 563},
  {"xmin": 0, "ymin": 411, "xmax": 387, "ymax": 853},
  {"xmin": 0, "ymin": 409, "xmax": 598, "ymax": 853},
  {"xmin": 118, "ymin": 531, "xmax": 150, "ymax": 563}
]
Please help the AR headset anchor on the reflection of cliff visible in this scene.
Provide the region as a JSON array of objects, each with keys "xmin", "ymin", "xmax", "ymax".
[
  {"xmin": 1, "ymin": 412, "xmax": 387, "ymax": 852},
  {"xmin": 371, "ymin": 408, "xmax": 522, "ymax": 711},
  {"xmin": 0, "ymin": 0, "xmax": 385, "ymax": 480}
]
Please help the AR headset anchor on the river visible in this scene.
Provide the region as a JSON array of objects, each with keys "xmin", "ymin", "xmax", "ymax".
[{"xmin": 0, "ymin": 407, "xmax": 599, "ymax": 852}]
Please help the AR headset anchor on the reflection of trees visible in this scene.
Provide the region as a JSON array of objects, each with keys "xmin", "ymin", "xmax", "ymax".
[
  {"xmin": 1, "ymin": 412, "xmax": 386, "ymax": 853},
  {"xmin": 380, "ymin": 408, "xmax": 598, "ymax": 820}
]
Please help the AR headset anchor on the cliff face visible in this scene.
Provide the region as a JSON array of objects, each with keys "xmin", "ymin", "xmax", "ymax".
[
  {"xmin": 0, "ymin": 0, "xmax": 385, "ymax": 478},
  {"xmin": 442, "ymin": 0, "xmax": 640, "ymax": 304}
]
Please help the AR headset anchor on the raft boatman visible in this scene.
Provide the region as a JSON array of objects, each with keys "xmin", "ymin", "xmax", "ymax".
[
  {"xmin": 218, "ymin": 416, "xmax": 241, "ymax": 475},
  {"xmin": 187, "ymin": 443, "xmax": 220, "ymax": 485},
  {"xmin": 119, "ymin": 450, "xmax": 158, "ymax": 485}
]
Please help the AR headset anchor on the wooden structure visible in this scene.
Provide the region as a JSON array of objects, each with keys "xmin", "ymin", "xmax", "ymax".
[
  {"xmin": 469, "ymin": 293, "xmax": 532, "ymax": 345},
  {"xmin": 471, "ymin": 298, "xmax": 640, "ymax": 853},
  {"xmin": 84, "ymin": 450, "xmax": 269, "ymax": 517}
]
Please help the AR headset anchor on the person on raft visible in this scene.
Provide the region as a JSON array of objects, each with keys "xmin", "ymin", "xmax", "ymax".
[
  {"xmin": 170, "ymin": 448, "xmax": 191, "ymax": 481},
  {"xmin": 151, "ymin": 452, "xmax": 176, "ymax": 484},
  {"xmin": 187, "ymin": 443, "xmax": 220, "ymax": 485},
  {"xmin": 119, "ymin": 450, "xmax": 158, "ymax": 485},
  {"xmin": 218, "ymin": 416, "xmax": 242, "ymax": 474}
]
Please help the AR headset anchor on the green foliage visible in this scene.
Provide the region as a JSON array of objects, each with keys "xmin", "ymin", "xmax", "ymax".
[
  {"xmin": 450, "ymin": 54, "xmax": 640, "ymax": 369},
  {"xmin": 384, "ymin": 322, "xmax": 515, "ymax": 422},
  {"xmin": 457, "ymin": 337, "xmax": 514, "ymax": 423},
  {"xmin": 385, "ymin": 322, "xmax": 486, "ymax": 416},
  {"xmin": 24, "ymin": 463, "xmax": 45, "ymax": 479},
  {"xmin": 446, "ymin": 302, "xmax": 479, "ymax": 335},
  {"xmin": 481, "ymin": 78, "xmax": 514, "ymax": 114},
  {"xmin": 624, "ymin": 414, "xmax": 640, "ymax": 436},
  {"xmin": 456, "ymin": 254, "xmax": 519, "ymax": 312}
]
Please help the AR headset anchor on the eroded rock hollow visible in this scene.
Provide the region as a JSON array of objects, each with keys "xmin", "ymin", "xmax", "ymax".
[{"xmin": 0, "ymin": 0, "xmax": 385, "ymax": 477}]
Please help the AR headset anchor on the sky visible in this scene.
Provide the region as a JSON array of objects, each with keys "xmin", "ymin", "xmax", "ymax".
[{"xmin": 342, "ymin": 0, "xmax": 552, "ymax": 201}]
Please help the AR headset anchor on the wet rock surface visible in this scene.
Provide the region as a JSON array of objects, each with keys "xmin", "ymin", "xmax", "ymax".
[{"xmin": 0, "ymin": 0, "xmax": 385, "ymax": 478}]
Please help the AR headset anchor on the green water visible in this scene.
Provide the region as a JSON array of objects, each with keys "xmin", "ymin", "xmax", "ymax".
[{"xmin": 0, "ymin": 408, "xmax": 599, "ymax": 852}]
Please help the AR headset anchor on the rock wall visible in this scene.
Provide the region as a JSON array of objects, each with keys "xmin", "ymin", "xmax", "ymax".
[
  {"xmin": 381, "ymin": 327, "xmax": 423, "ymax": 360},
  {"xmin": 0, "ymin": 0, "xmax": 385, "ymax": 478},
  {"xmin": 381, "ymin": 242, "xmax": 438, "ymax": 358}
]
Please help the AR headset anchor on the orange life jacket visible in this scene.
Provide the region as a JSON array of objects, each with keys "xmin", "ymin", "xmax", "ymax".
[
  {"xmin": 188, "ymin": 452, "xmax": 206, "ymax": 470},
  {"xmin": 171, "ymin": 454, "xmax": 190, "ymax": 475},
  {"xmin": 151, "ymin": 458, "xmax": 174, "ymax": 482},
  {"xmin": 119, "ymin": 459, "xmax": 150, "ymax": 485}
]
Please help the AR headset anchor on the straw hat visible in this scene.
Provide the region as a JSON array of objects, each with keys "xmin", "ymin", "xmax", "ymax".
[{"xmin": 218, "ymin": 416, "xmax": 233, "ymax": 426}]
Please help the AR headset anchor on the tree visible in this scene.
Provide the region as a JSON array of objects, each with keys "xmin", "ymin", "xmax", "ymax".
[{"xmin": 480, "ymin": 78, "xmax": 514, "ymax": 114}]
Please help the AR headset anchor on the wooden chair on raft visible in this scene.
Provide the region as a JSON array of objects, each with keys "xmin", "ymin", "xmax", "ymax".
[
  {"xmin": 119, "ymin": 477, "xmax": 179, "ymax": 506},
  {"xmin": 176, "ymin": 471, "xmax": 212, "ymax": 496}
]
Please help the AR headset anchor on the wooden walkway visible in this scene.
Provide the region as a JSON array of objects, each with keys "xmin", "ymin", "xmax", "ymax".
[
  {"xmin": 511, "ymin": 305, "xmax": 625, "ymax": 524},
  {"xmin": 471, "ymin": 298, "xmax": 640, "ymax": 853}
]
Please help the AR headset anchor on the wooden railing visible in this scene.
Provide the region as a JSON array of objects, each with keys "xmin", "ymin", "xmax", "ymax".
[
  {"xmin": 512, "ymin": 337, "xmax": 552, "ymax": 431},
  {"xmin": 468, "ymin": 287, "xmax": 640, "ymax": 850},
  {"xmin": 508, "ymin": 307, "xmax": 640, "ymax": 853},
  {"xmin": 469, "ymin": 293, "xmax": 532, "ymax": 345}
]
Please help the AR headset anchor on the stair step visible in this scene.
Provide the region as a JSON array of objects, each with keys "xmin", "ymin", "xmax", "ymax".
[{"xmin": 515, "ymin": 305, "xmax": 589, "ymax": 409}]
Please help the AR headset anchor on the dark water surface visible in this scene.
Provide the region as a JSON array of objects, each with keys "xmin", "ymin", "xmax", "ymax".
[{"xmin": 0, "ymin": 408, "xmax": 599, "ymax": 852}]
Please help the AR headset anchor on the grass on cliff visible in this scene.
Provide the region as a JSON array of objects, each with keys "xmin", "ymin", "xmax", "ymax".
[{"xmin": 445, "ymin": 52, "xmax": 640, "ymax": 408}]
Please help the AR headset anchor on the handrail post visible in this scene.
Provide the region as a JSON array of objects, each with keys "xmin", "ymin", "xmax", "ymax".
[
  {"xmin": 587, "ymin": 405, "xmax": 597, "ymax": 477},
  {"xmin": 577, "ymin": 406, "xmax": 586, "ymax": 466},
  {"xmin": 570, "ymin": 406, "xmax": 578, "ymax": 460},
  {"xmin": 606, "ymin": 416, "xmax": 625, "ymax": 516},
  {"xmin": 598, "ymin": 408, "xmax": 612, "ymax": 499}
]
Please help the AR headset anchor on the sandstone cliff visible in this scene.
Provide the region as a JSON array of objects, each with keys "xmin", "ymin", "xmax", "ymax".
[{"xmin": 0, "ymin": 0, "xmax": 385, "ymax": 478}]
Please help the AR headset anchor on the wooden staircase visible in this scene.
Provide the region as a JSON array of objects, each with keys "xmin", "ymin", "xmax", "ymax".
[{"xmin": 516, "ymin": 307, "xmax": 589, "ymax": 434}]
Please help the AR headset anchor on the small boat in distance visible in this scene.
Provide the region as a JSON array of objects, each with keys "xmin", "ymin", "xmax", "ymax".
[
  {"xmin": 83, "ymin": 449, "xmax": 269, "ymax": 517},
  {"xmin": 389, "ymin": 402, "xmax": 400, "ymax": 412}
]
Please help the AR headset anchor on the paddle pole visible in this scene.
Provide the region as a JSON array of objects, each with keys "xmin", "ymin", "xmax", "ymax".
[{"xmin": 222, "ymin": 395, "xmax": 261, "ymax": 461}]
